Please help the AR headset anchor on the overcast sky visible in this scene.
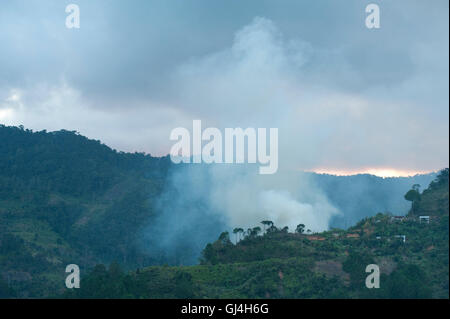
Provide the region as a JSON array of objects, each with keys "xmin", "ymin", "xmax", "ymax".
[{"xmin": 0, "ymin": 0, "xmax": 448, "ymax": 175}]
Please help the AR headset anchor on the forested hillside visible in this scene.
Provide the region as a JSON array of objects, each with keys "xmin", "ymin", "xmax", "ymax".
[
  {"xmin": 312, "ymin": 172, "xmax": 437, "ymax": 228},
  {"xmin": 0, "ymin": 125, "xmax": 171, "ymax": 297},
  {"xmin": 65, "ymin": 169, "xmax": 449, "ymax": 299},
  {"xmin": 0, "ymin": 125, "xmax": 446, "ymax": 298}
]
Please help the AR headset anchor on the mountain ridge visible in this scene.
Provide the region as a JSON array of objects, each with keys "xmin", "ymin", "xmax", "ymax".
[{"xmin": 0, "ymin": 124, "xmax": 444, "ymax": 297}]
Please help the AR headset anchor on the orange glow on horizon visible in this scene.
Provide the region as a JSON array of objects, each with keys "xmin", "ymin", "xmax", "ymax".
[{"xmin": 311, "ymin": 168, "xmax": 435, "ymax": 178}]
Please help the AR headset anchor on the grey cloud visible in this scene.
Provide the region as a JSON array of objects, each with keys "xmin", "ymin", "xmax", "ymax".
[{"xmin": 0, "ymin": 0, "xmax": 448, "ymax": 172}]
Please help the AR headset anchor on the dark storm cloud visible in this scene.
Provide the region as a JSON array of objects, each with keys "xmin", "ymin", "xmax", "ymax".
[
  {"xmin": 0, "ymin": 0, "xmax": 448, "ymax": 172},
  {"xmin": 1, "ymin": 1, "xmax": 446, "ymax": 98}
]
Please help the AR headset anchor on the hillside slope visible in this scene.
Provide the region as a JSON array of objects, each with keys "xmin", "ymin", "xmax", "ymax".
[
  {"xmin": 0, "ymin": 125, "xmax": 445, "ymax": 298},
  {"xmin": 66, "ymin": 169, "xmax": 449, "ymax": 298},
  {"xmin": 0, "ymin": 125, "xmax": 171, "ymax": 297}
]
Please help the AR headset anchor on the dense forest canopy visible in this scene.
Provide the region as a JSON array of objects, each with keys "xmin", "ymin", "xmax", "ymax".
[
  {"xmin": 0, "ymin": 125, "xmax": 447, "ymax": 298},
  {"xmin": 65, "ymin": 168, "xmax": 449, "ymax": 299}
]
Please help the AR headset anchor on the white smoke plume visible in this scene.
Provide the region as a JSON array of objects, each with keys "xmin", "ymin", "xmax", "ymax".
[
  {"xmin": 140, "ymin": 18, "xmax": 343, "ymax": 264},
  {"xmin": 206, "ymin": 165, "xmax": 339, "ymax": 232}
]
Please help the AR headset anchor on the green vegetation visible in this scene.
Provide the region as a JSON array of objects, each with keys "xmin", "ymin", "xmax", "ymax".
[
  {"xmin": 65, "ymin": 169, "xmax": 449, "ymax": 299},
  {"xmin": 0, "ymin": 125, "xmax": 170, "ymax": 297},
  {"xmin": 0, "ymin": 125, "xmax": 448, "ymax": 298}
]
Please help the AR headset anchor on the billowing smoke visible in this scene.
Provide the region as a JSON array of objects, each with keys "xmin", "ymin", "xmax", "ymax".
[
  {"xmin": 141, "ymin": 162, "xmax": 434, "ymax": 265},
  {"xmin": 140, "ymin": 18, "xmax": 342, "ymax": 265},
  {"xmin": 206, "ymin": 165, "xmax": 340, "ymax": 232},
  {"xmin": 141, "ymin": 164, "xmax": 340, "ymax": 265},
  {"xmin": 141, "ymin": 165, "xmax": 228, "ymax": 265},
  {"xmin": 139, "ymin": 17, "xmax": 439, "ymax": 265},
  {"xmin": 258, "ymin": 190, "xmax": 337, "ymax": 232}
]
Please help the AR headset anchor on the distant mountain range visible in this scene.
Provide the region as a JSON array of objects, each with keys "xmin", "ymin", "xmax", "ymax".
[{"xmin": 310, "ymin": 172, "xmax": 437, "ymax": 228}]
